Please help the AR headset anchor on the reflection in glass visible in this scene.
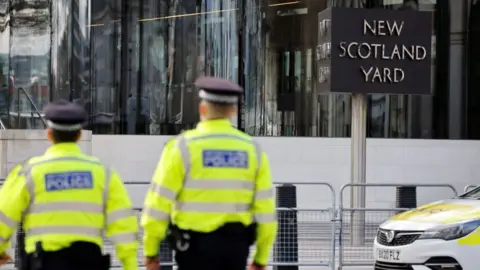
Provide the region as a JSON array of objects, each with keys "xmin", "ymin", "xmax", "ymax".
[
  {"xmin": 138, "ymin": 0, "xmax": 165, "ymax": 135},
  {"xmin": 0, "ymin": 0, "xmax": 10, "ymax": 128},
  {"xmin": 71, "ymin": 0, "xmax": 92, "ymax": 115},
  {"xmin": 243, "ymin": 0, "xmax": 440, "ymax": 138},
  {"xmin": 81, "ymin": 0, "xmax": 240, "ymax": 134},
  {"xmin": 9, "ymin": 0, "xmax": 51, "ymax": 129},
  {"xmin": 0, "ymin": 0, "xmax": 456, "ymax": 137},
  {"xmin": 467, "ymin": 0, "xmax": 480, "ymax": 139},
  {"xmin": 51, "ymin": 0, "xmax": 72, "ymax": 101},
  {"xmin": 87, "ymin": 0, "xmax": 121, "ymax": 134}
]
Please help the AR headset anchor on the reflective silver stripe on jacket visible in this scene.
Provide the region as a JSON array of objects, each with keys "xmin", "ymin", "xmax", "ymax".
[
  {"xmin": 27, "ymin": 226, "xmax": 102, "ymax": 237},
  {"xmin": 29, "ymin": 202, "xmax": 103, "ymax": 214},
  {"xmin": 141, "ymin": 181, "xmax": 178, "ymax": 222},
  {"xmin": 254, "ymin": 213, "xmax": 276, "ymax": 223},
  {"xmin": 150, "ymin": 182, "xmax": 177, "ymax": 201},
  {"xmin": 0, "ymin": 235, "xmax": 10, "ymax": 244},
  {"xmin": 106, "ymin": 208, "xmax": 134, "ymax": 225},
  {"xmin": 0, "ymin": 212, "xmax": 18, "ymax": 228},
  {"xmin": 26, "ymin": 226, "xmax": 137, "ymax": 244},
  {"xmin": 109, "ymin": 232, "xmax": 138, "ymax": 243},
  {"xmin": 143, "ymin": 172, "xmax": 178, "ymax": 221},
  {"xmin": 184, "ymin": 179, "xmax": 254, "ymax": 190},
  {"xmin": 176, "ymin": 202, "xmax": 251, "ymax": 212},
  {"xmin": 100, "ymin": 167, "xmax": 137, "ymax": 242},
  {"xmin": 0, "ymin": 211, "xmax": 15, "ymax": 245},
  {"xmin": 254, "ymin": 188, "xmax": 274, "ymax": 200},
  {"xmin": 103, "ymin": 166, "xmax": 111, "ymax": 214},
  {"xmin": 143, "ymin": 208, "xmax": 169, "ymax": 221}
]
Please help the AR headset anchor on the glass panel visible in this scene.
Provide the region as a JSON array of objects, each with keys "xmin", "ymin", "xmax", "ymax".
[
  {"xmin": 65, "ymin": 0, "xmax": 239, "ymax": 135},
  {"xmin": 0, "ymin": 0, "xmax": 10, "ymax": 129},
  {"xmin": 244, "ymin": 0, "xmax": 438, "ymax": 138},
  {"xmin": 71, "ymin": 0, "xmax": 92, "ymax": 115},
  {"xmin": 10, "ymin": 0, "xmax": 51, "ymax": 129},
  {"xmin": 246, "ymin": 0, "xmax": 332, "ymax": 136},
  {"xmin": 137, "ymin": 0, "xmax": 164, "ymax": 135},
  {"xmin": 51, "ymin": 0, "xmax": 72, "ymax": 101},
  {"xmin": 116, "ymin": 0, "xmax": 140, "ymax": 135},
  {"xmin": 11, "ymin": 0, "xmax": 445, "ymax": 136},
  {"xmin": 129, "ymin": 0, "xmax": 238, "ymax": 135},
  {"xmin": 467, "ymin": 0, "xmax": 480, "ymax": 139},
  {"xmin": 87, "ymin": 0, "xmax": 121, "ymax": 134}
]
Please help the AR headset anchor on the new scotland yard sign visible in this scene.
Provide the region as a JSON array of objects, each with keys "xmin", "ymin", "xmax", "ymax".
[{"xmin": 316, "ymin": 7, "xmax": 433, "ymax": 95}]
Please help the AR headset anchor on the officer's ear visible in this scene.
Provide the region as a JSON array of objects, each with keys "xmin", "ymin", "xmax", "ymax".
[
  {"xmin": 199, "ymin": 101, "xmax": 207, "ymax": 116},
  {"xmin": 75, "ymin": 130, "xmax": 82, "ymax": 141},
  {"xmin": 228, "ymin": 105, "xmax": 237, "ymax": 117},
  {"xmin": 46, "ymin": 128, "xmax": 54, "ymax": 143}
]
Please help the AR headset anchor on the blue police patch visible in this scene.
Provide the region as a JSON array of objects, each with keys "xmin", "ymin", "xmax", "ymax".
[
  {"xmin": 45, "ymin": 172, "xmax": 93, "ymax": 191},
  {"xmin": 202, "ymin": 150, "xmax": 248, "ymax": 168}
]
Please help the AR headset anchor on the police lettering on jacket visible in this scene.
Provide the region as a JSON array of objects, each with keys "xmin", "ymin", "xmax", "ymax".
[
  {"xmin": 45, "ymin": 172, "xmax": 93, "ymax": 191},
  {"xmin": 202, "ymin": 150, "xmax": 248, "ymax": 168}
]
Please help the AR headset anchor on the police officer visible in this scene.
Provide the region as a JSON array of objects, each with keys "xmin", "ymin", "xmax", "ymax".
[
  {"xmin": 0, "ymin": 100, "xmax": 139, "ymax": 270},
  {"xmin": 141, "ymin": 77, "xmax": 277, "ymax": 270}
]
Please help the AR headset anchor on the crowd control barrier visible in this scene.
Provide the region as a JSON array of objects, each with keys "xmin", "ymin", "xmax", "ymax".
[
  {"xmin": 8, "ymin": 180, "xmax": 461, "ymax": 269},
  {"xmin": 337, "ymin": 183, "xmax": 457, "ymax": 270},
  {"xmin": 12, "ymin": 181, "xmax": 337, "ymax": 269},
  {"xmin": 269, "ymin": 182, "xmax": 336, "ymax": 270},
  {"xmin": 104, "ymin": 182, "xmax": 338, "ymax": 269}
]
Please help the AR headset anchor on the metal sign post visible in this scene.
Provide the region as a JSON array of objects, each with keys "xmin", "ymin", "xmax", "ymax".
[
  {"xmin": 315, "ymin": 7, "xmax": 433, "ymax": 247},
  {"xmin": 350, "ymin": 93, "xmax": 367, "ymax": 246}
]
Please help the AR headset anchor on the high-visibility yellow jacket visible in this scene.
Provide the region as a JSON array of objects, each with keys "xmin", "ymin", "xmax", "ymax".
[
  {"xmin": 0, "ymin": 143, "xmax": 139, "ymax": 270},
  {"xmin": 141, "ymin": 119, "xmax": 277, "ymax": 265}
]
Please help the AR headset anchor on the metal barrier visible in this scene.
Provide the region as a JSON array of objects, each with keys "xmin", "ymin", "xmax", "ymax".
[
  {"xmin": 9, "ymin": 180, "xmax": 462, "ymax": 269},
  {"xmin": 464, "ymin": 184, "xmax": 478, "ymax": 193},
  {"xmin": 103, "ymin": 208, "xmax": 175, "ymax": 268},
  {"xmin": 102, "ymin": 182, "xmax": 338, "ymax": 269},
  {"xmin": 269, "ymin": 182, "xmax": 336, "ymax": 270},
  {"xmin": 14, "ymin": 208, "xmax": 173, "ymax": 269},
  {"xmin": 337, "ymin": 183, "xmax": 457, "ymax": 270},
  {"xmin": 11, "ymin": 181, "xmax": 336, "ymax": 269}
]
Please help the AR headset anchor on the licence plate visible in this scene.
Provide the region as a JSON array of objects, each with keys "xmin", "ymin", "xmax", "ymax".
[{"xmin": 377, "ymin": 249, "xmax": 400, "ymax": 261}]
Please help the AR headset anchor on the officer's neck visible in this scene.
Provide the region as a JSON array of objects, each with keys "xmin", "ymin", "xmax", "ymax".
[
  {"xmin": 200, "ymin": 115, "xmax": 229, "ymax": 121},
  {"xmin": 201, "ymin": 117, "xmax": 229, "ymax": 121},
  {"xmin": 52, "ymin": 141, "xmax": 78, "ymax": 145}
]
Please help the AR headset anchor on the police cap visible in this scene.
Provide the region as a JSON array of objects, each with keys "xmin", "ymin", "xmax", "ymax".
[
  {"xmin": 44, "ymin": 99, "xmax": 87, "ymax": 131},
  {"xmin": 194, "ymin": 76, "xmax": 243, "ymax": 104}
]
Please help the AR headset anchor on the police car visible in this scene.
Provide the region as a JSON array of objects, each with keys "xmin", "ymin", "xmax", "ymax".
[{"xmin": 374, "ymin": 187, "xmax": 480, "ymax": 270}]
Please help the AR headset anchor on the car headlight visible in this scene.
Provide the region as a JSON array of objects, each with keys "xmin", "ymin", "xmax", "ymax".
[{"xmin": 418, "ymin": 220, "xmax": 480, "ymax": 241}]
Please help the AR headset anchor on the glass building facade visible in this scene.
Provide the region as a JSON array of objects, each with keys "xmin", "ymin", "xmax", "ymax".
[{"xmin": 0, "ymin": 0, "xmax": 477, "ymax": 139}]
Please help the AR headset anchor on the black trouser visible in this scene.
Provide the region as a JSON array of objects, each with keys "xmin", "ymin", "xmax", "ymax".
[
  {"xmin": 24, "ymin": 241, "xmax": 107, "ymax": 270},
  {"xmin": 174, "ymin": 223, "xmax": 252, "ymax": 270}
]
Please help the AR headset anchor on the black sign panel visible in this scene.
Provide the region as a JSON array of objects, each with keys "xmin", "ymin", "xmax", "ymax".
[{"xmin": 316, "ymin": 7, "xmax": 433, "ymax": 95}]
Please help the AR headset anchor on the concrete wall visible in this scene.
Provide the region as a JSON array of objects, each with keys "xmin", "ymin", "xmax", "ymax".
[
  {"xmin": 0, "ymin": 130, "xmax": 92, "ymax": 177},
  {"xmin": 92, "ymin": 135, "xmax": 480, "ymax": 209}
]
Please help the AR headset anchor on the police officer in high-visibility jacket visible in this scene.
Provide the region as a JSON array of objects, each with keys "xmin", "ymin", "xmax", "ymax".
[
  {"xmin": 0, "ymin": 100, "xmax": 139, "ymax": 270},
  {"xmin": 141, "ymin": 77, "xmax": 277, "ymax": 270}
]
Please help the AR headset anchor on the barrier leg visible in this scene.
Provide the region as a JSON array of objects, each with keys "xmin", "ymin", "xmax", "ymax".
[
  {"xmin": 160, "ymin": 240, "xmax": 173, "ymax": 270},
  {"xmin": 15, "ymin": 223, "xmax": 25, "ymax": 269},
  {"xmin": 396, "ymin": 186, "xmax": 417, "ymax": 213},
  {"xmin": 274, "ymin": 184, "xmax": 298, "ymax": 270}
]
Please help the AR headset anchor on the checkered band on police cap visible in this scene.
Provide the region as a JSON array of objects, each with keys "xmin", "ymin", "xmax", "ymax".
[
  {"xmin": 194, "ymin": 76, "xmax": 243, "ymax": 104},
  {"xmin": 44, "ymin": 100, "xmax": 87, "ymax": 131}
]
